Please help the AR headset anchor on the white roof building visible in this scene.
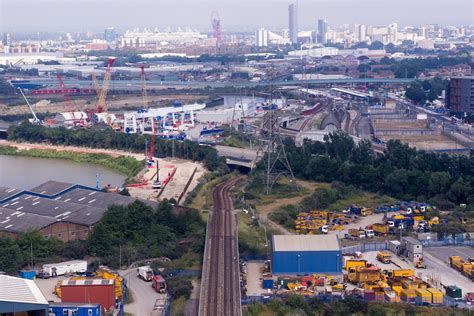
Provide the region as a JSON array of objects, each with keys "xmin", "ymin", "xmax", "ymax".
[{"xmin": 0, "ymin": 275, "xmax": 48, "ymax": 314}]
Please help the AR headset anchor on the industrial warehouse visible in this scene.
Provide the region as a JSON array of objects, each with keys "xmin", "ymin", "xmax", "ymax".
[
  {"xmin": 271, "ymin": 235, "xmax": 342, "ymax": 275},
  {"xmin": 0, "ymin": 180, "xmax": 157, "ymax": 241}
]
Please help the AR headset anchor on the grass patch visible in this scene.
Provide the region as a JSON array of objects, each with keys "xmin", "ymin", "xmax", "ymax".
[
  {"xmin": 124, "ymin": 288, "xmax": 134, "ymax": 304},
  {"xmin": 170, "ymin": 296, "xmax": 187, "ymax": 316},
  {"xmin": 0, "ymin": 145, "xmax": 144, "ymax": 180},
  {"xmin": 221, "ymin": 135, "xmax": 245, "ymax": 148},
  {"xmin": 238, "ymin": 211, "xmax": 268, "ymax": 255}
]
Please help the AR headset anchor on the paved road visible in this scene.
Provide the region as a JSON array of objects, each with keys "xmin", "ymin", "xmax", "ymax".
[
  {"xmin": 122, "ymin": 269, "xmax": 158, "ymax": 316},
  {"xmin": 199, "ymin": 177, "xmax": 241, "ymax": 316}
]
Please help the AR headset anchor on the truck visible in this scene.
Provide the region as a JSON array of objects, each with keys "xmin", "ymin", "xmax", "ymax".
[
  {"xmin": 376, "ymin": 251, "xmax": 392, "ymax": 264},
  {"xmin": 348, "ymin": 229, "xmax": 366, "ymax": 239},
  {"xmin": 365, "ymin": 229, "xmax": 375, "ymax": 238},
  {"xmin": 372, "ymin": 223, "xmax": 389, "ymax": 236},
  {"xmin": 152, "ymin": 274, "xmax": 167, "ymax": 293},
  {"xmin": 42, "ymin": 260, "xmax": 87, "ymax": 277},
  {"xmin": 137, "ymin": 266, "xmax": 154, "ymax": 281}
]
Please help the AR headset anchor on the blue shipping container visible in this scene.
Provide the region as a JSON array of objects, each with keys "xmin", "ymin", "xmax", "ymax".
[
  {"xmin": 19, "ymin": 270, "xmax": 36, "ymax": 280},
  {"xmin": 49, "ymin": 303, "xmax": 101, "ymax": 316},
  {"xmin": 262, "ymin": 279, "xmax": 273, "ymax": 289}
]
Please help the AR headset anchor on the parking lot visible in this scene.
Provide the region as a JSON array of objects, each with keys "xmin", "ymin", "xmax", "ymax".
[{"xmin": 424, "ymin": 246, "xmax": 474, "ymax": 263}]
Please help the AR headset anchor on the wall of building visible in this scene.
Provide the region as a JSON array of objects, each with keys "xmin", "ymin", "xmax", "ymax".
[
  {"xmin": 40, "ymin": 222, "xmax": 91, "ymax": 242},
  {"xmin": 272, "ymin": 250, "xmax": 342, "ymax": 275}
]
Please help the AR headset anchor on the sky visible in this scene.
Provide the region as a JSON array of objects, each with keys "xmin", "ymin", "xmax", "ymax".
[{"xmin": 0, "ymin": 0, "xmax": 472, "ymax": 34}]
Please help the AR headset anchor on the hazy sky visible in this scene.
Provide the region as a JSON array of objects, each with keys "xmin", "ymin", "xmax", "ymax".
[{"xmin": 0, "ymin": 0, "xmax": 472, "ymax": 34}]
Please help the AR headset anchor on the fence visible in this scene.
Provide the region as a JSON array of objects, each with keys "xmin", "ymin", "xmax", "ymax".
[
  {"xmin": 341, "ymin": 242, "xmax": 387, "ymax": 254},
  {"xmin": 421, "ymin": 239, "xmax": 474, "ymax": 247}
]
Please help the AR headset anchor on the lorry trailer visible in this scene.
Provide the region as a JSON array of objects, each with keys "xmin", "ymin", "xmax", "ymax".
[{"xmin": 42, "ymin": 260, "xmax": 87, "ymax": 277}]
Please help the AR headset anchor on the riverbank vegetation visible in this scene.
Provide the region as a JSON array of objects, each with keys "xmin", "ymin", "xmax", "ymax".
[
  {"xmin": 7, "ymin": 122, "xmax": 228, "ymax": 174},
  {"xmin": 0, "ymin": 145, "xmax": 143, "ymax": 178}
]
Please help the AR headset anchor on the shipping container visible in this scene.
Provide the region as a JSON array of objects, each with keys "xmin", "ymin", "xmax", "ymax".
[
  {"xmin": 415, "ymin": 289, "xmax": 431, "ymax": 305},
  {"xmin": 60, "ymin": 279, "xmax": 115, "ymax": 314},
  {"xmin": 262, "ymin": 279, "xmax": 273, "ymax": 289},
  {"xmin": 446, "ymin": 285, "xmax": 462, "ymax": 300},
  {"xmin": 19, "ymin": 270, "xmax": 36, "ymax": 280},
  {"xmin": 426, "ymin": 288, "xmax": 443, "ymax": 304},
  {"xmin": 401, "ymin": 289, "xmax": 416, "ymax": 303},
  {"xmin": 384, "ymin": 290, "xmax": 400, "ymax": 303}
]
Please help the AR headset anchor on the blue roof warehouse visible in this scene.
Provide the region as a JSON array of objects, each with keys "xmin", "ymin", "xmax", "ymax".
[{"xmin": 271, "ymin": 235, "xmax": 342, "ymax": 275}]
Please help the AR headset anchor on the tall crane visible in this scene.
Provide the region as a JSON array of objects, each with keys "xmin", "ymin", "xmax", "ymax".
[
  {"xmin": 96, "ymin": 57, "xmax": 115, "ymax": 113},
  {"xmin": 210, "ymin": 11, "xmax": 223, "ymax": 47},
  {"xmin": 18, "ymin": 88, "xmax": 42, "ymax": 125},
  {"xmin": 141, "ymin": 65, "xmax": 148, "ymax": 110}
]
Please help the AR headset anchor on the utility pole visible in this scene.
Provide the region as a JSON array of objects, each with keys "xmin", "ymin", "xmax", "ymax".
[{"xmin": 30, "ymin": 242, "xmax": 33, "ymax": 269}]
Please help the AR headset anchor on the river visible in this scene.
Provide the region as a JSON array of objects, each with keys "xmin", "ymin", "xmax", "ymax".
[{"xmin": 0, "ymin": 155, "xmax": 126, "ymax": 190}]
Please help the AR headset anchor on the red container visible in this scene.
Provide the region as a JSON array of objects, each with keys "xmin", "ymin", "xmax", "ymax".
[
  {"xmin": 313, "ymin": 278, "xmax": 325, "ymax": 286},
  {"xmin": 60, "ymin": 279, "xmax": 116, "ymax": 313},
  {"xmin": 301, "ymin": 276, "xmax": 313, "ymax": 283}
]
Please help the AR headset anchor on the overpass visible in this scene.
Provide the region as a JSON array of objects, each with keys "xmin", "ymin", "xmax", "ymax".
[
  {"xmin": 214, "ymin": 145, "xmax": 260, "ymax": 169},
  {"xmin": 20, "ymin": 77, "xmax": 415, "ymax": 92}
]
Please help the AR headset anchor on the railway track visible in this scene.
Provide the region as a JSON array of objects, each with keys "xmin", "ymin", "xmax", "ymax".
[{"xmin": 199, "ymin": 177, "xmax": 241, "ymax": 316}]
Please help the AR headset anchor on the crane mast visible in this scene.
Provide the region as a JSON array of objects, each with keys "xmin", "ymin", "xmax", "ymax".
[
  {"xmin": 96, "ymin": 57, "xmax": 115, "ymax": 113},
  {"xmin": 18, "ymin": 88, "xmax": 41, "ymax": 124}
]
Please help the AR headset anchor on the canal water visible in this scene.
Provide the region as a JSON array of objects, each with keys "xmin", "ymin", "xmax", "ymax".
[{"xmin": 0, "ymin": 155, "xmax": 126, "ymax": 190}]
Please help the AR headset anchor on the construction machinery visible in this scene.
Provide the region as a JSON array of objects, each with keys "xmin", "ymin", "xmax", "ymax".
[
  {"xmin": 416, "ymin": 258, "xmax": 426, "ymax": 269},
  {"xmin": 347, "ymin": 266, "xmax": 382, "ymax": 286},
  {"xmin": 387, "ymin": 269, "xmax": 414, "ymax": 278},
  {"xmin": 18, "ymin": 88, "xmax": 42, "ymax": 125},
  {"xmin": 376, "ymin": 251, "xmax": 392, "ymax": 264},
  {"xmin": 96, "ymin": 57, "xmax": 115, "ymax": 113},
  {"xmin": 147, "ymin": 118, "xmax": 161, "ymax": 190}
]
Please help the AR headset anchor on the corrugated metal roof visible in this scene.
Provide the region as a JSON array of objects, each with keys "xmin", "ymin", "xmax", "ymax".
[
  {"xmin": 0, "ymin": 275, "xmax": 48, "ymax": 305},
  {"xmin": 272, "ymin": 235, "xmax": 340, "ymax": 252},
  {"xmin": 61, "ymin": 279, "xmax": 114, "ymax": 286},
  {"xmin": 401, "ymin": 236, "xmax": 422, "ymax": 245}
]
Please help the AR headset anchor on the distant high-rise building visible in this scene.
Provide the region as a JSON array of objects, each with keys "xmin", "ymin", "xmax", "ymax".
[
  {"xmin": 255, "ymin": 28, "xmax": 269, "ymax": 47},
  {"xmin": 354, "ymin": 24, "xmax": 367, "ymax": 42},
  {"xmin": 388, "ymin": 23, "xmax": 398, "ymax": 43},
  {"xmin": 317, "ymin": 19, "xmax": 328, "ymax": 44},
  {"xmin": 446, "ymin": 76, "xmax": 474, "ymax": 115},
  {"xmin": 288, "ymin": 3, "xmax": 298, "ymax": 44},
  {"xmin": 3, "ymin": 33, "xmax": 11, "ymax": 46},
  {"xmin": 104, "ymin": 27, "xmax": 117, "ymax": 43}
]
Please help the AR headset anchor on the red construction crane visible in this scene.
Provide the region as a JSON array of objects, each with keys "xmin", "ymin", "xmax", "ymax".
[
  {"xmin": 56, "ymin": 74, "xmax": 79, "ymax": 124},
  {"xmin": 210, "ymin": 11, "xmax": 223, "ymax": 47}
]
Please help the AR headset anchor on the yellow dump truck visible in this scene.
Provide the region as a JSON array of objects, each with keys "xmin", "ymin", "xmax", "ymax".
[
  {"xmin": 377, "ymin": 251, "xmax": 392, "ymax": 264},
  {"xmin": 345, "ymin": 259, "xmax": 367, "ymax": 270},
  {"xmin": 372, "ymin": 223, "xmax": 389, "ymax": 236},
  {"xmin": 347, "ymin": 266, "xmax": 382, "ymax": 286}
]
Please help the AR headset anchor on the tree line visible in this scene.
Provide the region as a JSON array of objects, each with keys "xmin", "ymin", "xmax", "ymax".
[
  {"xmin": 258, "ymin": 131, "xmax": 473, "ymax": 209},
  {"xmin": 8, "ymin": 122, "xmax": 228, "ymax": 173},
  {"xmin": 0, "ymin": 200, "xmax": 204, "ymax": 274}
]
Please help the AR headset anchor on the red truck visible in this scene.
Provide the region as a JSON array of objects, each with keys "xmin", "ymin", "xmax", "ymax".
[{"xmin": 152, "ymin": 274, "xmax": 167, "ymax": 293}]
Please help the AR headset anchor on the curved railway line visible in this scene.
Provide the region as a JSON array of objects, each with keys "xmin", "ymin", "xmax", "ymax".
[{"xmin": 199, "ymin": 177, "xmax": 241, "ymax": 316}]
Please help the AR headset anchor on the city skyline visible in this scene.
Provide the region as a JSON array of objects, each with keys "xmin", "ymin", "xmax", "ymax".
[{"xmin": 0, "ymin": 0, "xmax": 472, "ymax": 33}]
